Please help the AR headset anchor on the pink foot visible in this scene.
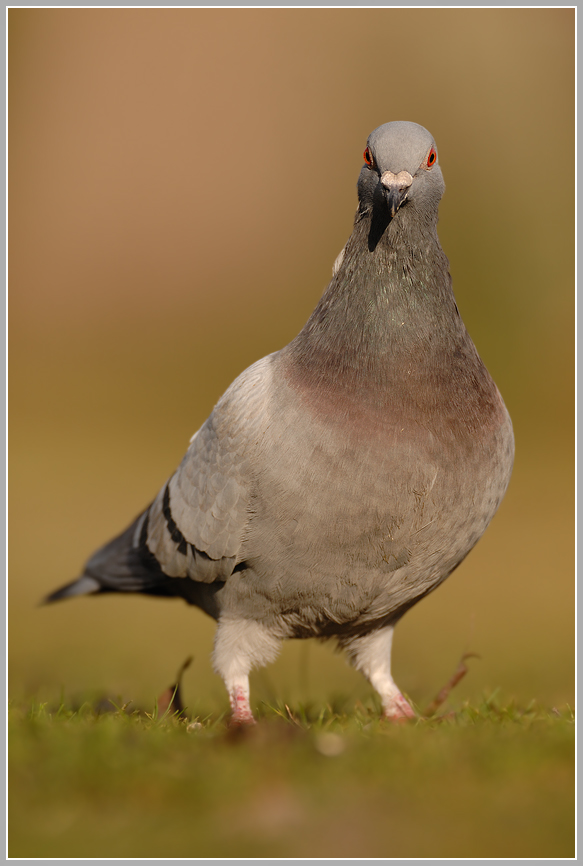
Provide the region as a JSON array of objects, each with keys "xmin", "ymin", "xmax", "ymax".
[
  {"xmin": 229, "ymin": 711, "xmax": 256, "ymax": 728},
  {"xmin": 383, "ymin": 693, "xmax": 416, "ymax": 722},
  {"xmin": 229, "ymin": 684, "xmax": 257, "ymax": 727}
]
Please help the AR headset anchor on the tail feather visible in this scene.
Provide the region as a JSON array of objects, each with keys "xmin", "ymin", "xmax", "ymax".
[
  {"xmin": 43, "ymin": 575, "xmax": 101, "ymax": 604},
  {"xmin": 43, "ymin": 504, "xmax": 222, "ymax": 611},
  {"xmin": 43, "ymin": 508, "xmax": 181, "ymax": 604}
]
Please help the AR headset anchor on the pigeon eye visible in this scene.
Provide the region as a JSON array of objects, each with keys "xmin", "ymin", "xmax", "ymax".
[
  {"xmin": 426, "ymin": 147, "xmax": 437, "ymax": 168},
  {"xmin": 363, "ymin": 147, "xmax": 375, "ymax": 169}
]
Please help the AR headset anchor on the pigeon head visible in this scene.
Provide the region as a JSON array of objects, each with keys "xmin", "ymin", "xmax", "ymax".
[{"xmin": 357, "ymin": 121, "xmax": 445, "ymax": 229}]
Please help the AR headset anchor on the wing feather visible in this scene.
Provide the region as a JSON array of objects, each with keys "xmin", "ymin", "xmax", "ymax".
[{"xmin": 143, "ymin": 356, "xmax": 273, "ymax": 583}]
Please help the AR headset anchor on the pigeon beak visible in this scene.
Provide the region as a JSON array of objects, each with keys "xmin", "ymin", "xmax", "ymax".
[{"xmin": 380, "ymin": 170, "xmax": 413, "ymax": 218}]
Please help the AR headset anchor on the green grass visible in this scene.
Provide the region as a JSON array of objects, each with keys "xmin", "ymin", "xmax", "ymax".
[{"xmin": 9, "ymin": 695, "xmax": 574, "ymax": 859}]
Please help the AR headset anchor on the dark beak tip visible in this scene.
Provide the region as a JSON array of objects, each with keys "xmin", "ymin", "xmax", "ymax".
[{"xmin": 384, "ymin": 187, "xmax": 407, "ymax": 218}]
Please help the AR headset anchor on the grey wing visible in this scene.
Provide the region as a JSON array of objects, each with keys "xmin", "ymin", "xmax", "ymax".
[
  {"xmin": 143, "ymin": 415, "xmax": 251, "ymax": 584},
  {"xmin": 44, "ymin": 356, "xmax": 271, "ymax": 605},
  {"xmin": 141, "ymin": 354, "xmax": 276, "ymax": 584}
]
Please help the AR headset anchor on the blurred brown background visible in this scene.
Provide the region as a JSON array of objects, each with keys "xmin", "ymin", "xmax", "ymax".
[{"xmin": 9, "ymin": 8, "xmax": 574, "ymax": 714}]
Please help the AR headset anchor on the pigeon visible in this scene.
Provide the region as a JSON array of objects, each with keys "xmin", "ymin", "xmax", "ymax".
[{"xmin": 45, "ymin": 121, "xmax": 514, "ymax": 724}]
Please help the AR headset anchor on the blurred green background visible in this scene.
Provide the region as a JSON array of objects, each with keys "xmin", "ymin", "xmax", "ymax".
[{"xmin": 9, "ymin": 8, "xmax": 574, "ymax": 715}]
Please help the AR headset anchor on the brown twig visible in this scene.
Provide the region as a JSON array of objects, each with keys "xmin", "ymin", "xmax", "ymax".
[
  {"xmin": 423, "ymin": 652, "xmax": 480, "ymax": 717},
  {"xmin": 285, "ymin": 703, "xmax": 303, "ymax": 727},
  {"xmin": 156, "ymin": 655, "xmax": 193, "ymax": 718}
]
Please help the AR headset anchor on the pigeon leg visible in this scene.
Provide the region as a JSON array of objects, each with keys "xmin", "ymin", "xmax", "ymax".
[
  {"xmin": 341, "ymin": 625, "xmax": 416, "ymax": 721},
  {"xmin": 226, "ymin": 674, "xmax": 255, "ymax": 726},
  {"xmin": 212, "ymin": 617, "xmax": 282, "ymax": 726}
]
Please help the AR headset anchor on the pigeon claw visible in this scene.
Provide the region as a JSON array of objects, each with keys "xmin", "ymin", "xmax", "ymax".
[
  {"xmin": 229, "ymin": 711, "xmax": 257, "ymax": 728},
  {"xmin": 382, "ymin": 693, "xmax": 417, "ymax": 723}
]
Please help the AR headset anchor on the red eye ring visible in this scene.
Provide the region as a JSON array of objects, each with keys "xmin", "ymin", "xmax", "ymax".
[
  {"xmin": 363, "ymin": 146, "xmax": 374, "ymax": 168},
  {"xmin": 426, "ymin": 147, "xmax": 437, "ymax": 168}
]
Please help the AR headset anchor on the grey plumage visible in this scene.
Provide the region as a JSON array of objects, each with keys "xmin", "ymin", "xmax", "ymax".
[{"xmin": 46, "ymin": 121, "xmax": 514, "ymax": 723}]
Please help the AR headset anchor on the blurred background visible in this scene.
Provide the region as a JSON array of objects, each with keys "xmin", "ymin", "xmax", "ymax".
[{"xmin": 9, "ymin": 8, "xmax": 574, "ymax": 716}]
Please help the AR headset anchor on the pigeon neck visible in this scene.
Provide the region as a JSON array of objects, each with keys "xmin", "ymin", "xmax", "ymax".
[{"xmin": 289, "ymin": 210, "xmax": 467, "ymax": 379}]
